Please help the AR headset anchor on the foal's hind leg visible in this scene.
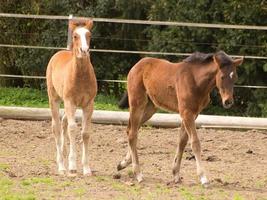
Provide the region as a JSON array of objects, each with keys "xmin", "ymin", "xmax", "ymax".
[
  {"xmin": 81, "ymin": 100, "xmax": 94, "ymax": 176},
  {"xmin": 172, "ymin": 123, "xmax": 188, "ymax": 183},
  {"xmin": 117, "ymin": 101, "xmax": 156, "ymax": 171},
  {"xmin": 117, "ymin": 129, "xmax": 132, "ymax": 171},
  {"xmin": 127, "ymin": 106, "xmax": 145, "ymax": 182},
  {"xmin": 127, "ymin": 101, "xmax": 156, "ymax": 182}
]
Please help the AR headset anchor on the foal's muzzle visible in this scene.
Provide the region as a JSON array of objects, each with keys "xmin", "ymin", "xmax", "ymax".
[
  {"xmin": 80, "ymin": 48, "xmax": 89, "ymax": 54},
  {"xmin": 223, "ymin": 99, "xmax": 234, "ymax": 109}
]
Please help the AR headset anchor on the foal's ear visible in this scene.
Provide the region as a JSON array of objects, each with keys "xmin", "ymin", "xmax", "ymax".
[
  {"xmin": 85, "ymin": 20, "xmax": 93, "ymax": 30},
  {"xmin": 69, "ymin": 20, "xmax": 78, "ymax": 31},
  {"xmin": 233, "ymin": 57, "xmax": 244, "ymax": 67},
  {"xmin": 213, "ymin": 55, "xmax": 221, "ymax": 68}
]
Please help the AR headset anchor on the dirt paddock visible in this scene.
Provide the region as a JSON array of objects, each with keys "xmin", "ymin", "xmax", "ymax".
[{"xmin": 0, "ymin": 119, "xmax": 267, "ymax": 200}]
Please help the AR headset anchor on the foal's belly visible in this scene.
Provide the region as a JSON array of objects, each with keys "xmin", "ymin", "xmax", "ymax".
[
  {"xmin": 142, "ymin": 63, "xmax": 180, "ymax": 113},
  {"xmin": 145, "ymin": 79, "xmax": 179, "ymax": 113},
  {"xmin": 149, "ymin": 88, "xmax": 179, "ymax": 113}
]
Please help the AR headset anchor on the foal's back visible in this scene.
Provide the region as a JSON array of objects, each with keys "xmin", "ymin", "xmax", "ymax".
[{"xmin": 128, "ymin": 57, "xmax": 186, "ymax": 112}]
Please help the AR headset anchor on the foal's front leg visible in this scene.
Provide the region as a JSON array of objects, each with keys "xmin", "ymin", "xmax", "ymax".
[
  {"xmin": 181, "ymin": 111, "xmax": 209, "ymax": 187},
  {"xmin": 64, "ymin": 101, "xmax": 78, "ymax": 176},
  {"xmin": 61, "ymin": 114, "xmax": 68, "ymax": 159},
  {"xmin": 50, "ymin": 100, "xmax": 66, "ymax": 174},
  {"xmin": 81, "ymin": 101, "xmax": 94, "ymax": 176}
]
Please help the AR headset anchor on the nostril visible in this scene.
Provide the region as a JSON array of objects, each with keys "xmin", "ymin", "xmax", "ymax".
[{"xmin": 225, "ymin": 99, "xmax": 233, "ymax": 106}]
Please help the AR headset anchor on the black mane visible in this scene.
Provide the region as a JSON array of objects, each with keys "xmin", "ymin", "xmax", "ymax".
[
  {"xmin": 183, "ymin": 52, "xmax": 214, "ymax": 64},
  {"xmin": 214, "ymin": 51, "xmax": 233, "ymax": 67},
  {"xmin": 183, "ymin": 51, "xmax": 233, "ymax": 67}
]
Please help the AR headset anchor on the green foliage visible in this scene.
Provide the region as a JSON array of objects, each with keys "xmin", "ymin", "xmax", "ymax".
[
  {"xmin": 0, "ymin": 0, "xmax": 266, "ymax": 117},
  {"xmin": 94, "ymin": 93, "xmax": 121, "ymax": 111},
  {"xmin": 147, "ymin": 0, "xmax": 267, "ymax": 117}
]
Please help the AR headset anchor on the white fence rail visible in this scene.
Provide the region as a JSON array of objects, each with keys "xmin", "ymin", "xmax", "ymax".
[
  {"xmin": 1, "ymin": 13, "xmax": 267, "ymax": 30},
  {"xmin": 0, "ymin": 106, "xmax": 266, "ymax": 129},
  {"xmin": 0, "ymin": 13, "xmax": 266, "ymax": 89}
]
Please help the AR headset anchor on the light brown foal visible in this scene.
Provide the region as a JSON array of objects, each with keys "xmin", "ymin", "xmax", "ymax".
[
  {"xmin": 117, "ymin": 51, "xmax": 243, "ymax": 186},
  {"xmin": 46, "ymin": 19, "xmax": 97, "ymax": 176}
]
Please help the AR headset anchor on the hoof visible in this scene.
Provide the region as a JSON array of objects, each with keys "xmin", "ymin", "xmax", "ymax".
[
  {"xmin": 83, "ymin": 168, "xmax": 93, "ymax": 176},
  {"xmin": 68, "ymin": 170, "xmax": 77, "ymax": 177},
  {"xmin": 202, "ymin": 182, "xmax": 210, "ymax": 188},
  {"xmin": 200, "ymin": 176, "xmax": 209, "ymax": 188},
  {"xmin": 173, "ymin": 175, "xmax": 182, "ymax": 184},
  {"xmin": 117, "ymin": 163, "xmax": 126, "ymax": 171},
  {"xmin": 58, "ymin": 170, "xmax": 66, "ymax": 176},
  {"xmin": 83, "ymin": 171, "xmax": 93, "ymax": 177},
  {"xmin": 136, "ymin": 173, "xmax": 144, "ymax": 183},
  {"xmin": 124, "ymin": 181, "xmax": 135, "ymax": 186},
  {"xmin": 166, "ymin": 177, "xmax": 182, "ymax": 186},
  {"xmin": 113, "ymin": 172, "xmax": 121, "ymax": 179}
]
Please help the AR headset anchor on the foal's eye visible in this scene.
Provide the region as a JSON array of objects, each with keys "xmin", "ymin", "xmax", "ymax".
[
  {"xmin": 221, "ymin": 75, "xmax": 225, "ymax": 80},
  {"xmin": 73, "ymin": 35, "xmax": 78, "ymax": 39}
]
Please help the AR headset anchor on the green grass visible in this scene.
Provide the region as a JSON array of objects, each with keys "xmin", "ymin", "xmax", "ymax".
[
  {"xmin": 0, "ymin": 87, "xmax": 48, "ymax": 108},
  {"xmin": 0, "ymin": 87, "xmax": 121, "ymax": 111},
  {"xmin": 94, "ymin": 94, "xmax": 120, "ymax": 111},
  {"xmin": 21, "ymin": 177, "xmax": 54, "ymax": 187},
  {"xmin": 179, "ymin": 187, "xmax": 197, "ymax": 200},
  {"xmin": 74, "ymin": 187, "xmax": 87, "ymax": 197},
  {"xmin": 233, "ymin": 193, "xmax": 245, "ymax": 200},
  {"xmin": 0, "ymin": 175, "xmax": 36, "ymax": 200},
  {"xmin": 0, "ymin": 163, "xmax": 10, "ymax": 171}
]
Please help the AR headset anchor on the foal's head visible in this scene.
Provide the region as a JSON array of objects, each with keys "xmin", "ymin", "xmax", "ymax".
[
  {"xmin": 69, "ymin": 19, "xmax": 93, "ymax": 58},
  {"xmin": 213, "ymin": 51, "xmax": 243, "ymax": 109}
]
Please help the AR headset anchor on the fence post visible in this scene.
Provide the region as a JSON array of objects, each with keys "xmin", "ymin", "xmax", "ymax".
[{"xmin": 67, "ymin": 14, "xmax": 73, "ymax": 50}]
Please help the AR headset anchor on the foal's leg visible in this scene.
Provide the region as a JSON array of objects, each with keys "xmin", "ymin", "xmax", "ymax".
[
  {"xmin": 182, "ymin": 111, "xmax": 209, "ymax": 186},
  {"xmin": 127, "ymin": 106, "xmax": 145, "ymax": 182},
  {"xmin": 64, "ymin": 101, "xmax": 78, "ymax": 175},
  {"xmin": 117, "ymin": 101, "xmax": 156, "ymax": 171},
  {"xmin": 50, "ymin": 100, "xmax": 66, "ymax": 174},
  {"xmin": 81, "ymin": 101, "xmax": 94, "ymax": 176},
  {"xmin": 172, "ymin": 123, "xmax": 188, "ymax": 183},
  {"xmin": 117, "ymin": 124, "xmax": 132, "ymax": 171},
  {"xmin": 140, "ymin": 101, "xmax": 157, "ymax": 126},
  {"xmin": 61, "ymin": 114, "xmax": 68, "ymax": 159}
]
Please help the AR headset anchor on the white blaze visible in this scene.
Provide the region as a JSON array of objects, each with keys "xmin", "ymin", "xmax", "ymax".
[
  {"xmin": 229, "ymin": 71, "xmax": 234, "ymax": 79},
  {"xmin": 75, "ymin": 27, "xmax": 89, "ymax": 52}
]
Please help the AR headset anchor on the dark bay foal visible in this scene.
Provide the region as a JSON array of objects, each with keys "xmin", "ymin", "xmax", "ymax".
[{"xmin": 117, "ymin": 51, "xmax": 243, "ymax": 186}]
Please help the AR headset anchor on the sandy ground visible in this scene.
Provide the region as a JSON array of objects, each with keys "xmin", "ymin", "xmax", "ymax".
[{"xmin": 0, "ymin": 119, "xmax": 267, "ymax": 200}]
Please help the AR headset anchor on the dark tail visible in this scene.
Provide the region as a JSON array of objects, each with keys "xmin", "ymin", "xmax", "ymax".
[{"xmin": 118, "ymin": 91, "xmax": 129, "ymax": 109}]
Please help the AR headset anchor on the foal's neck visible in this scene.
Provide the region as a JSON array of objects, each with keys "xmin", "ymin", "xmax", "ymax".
[
  {"xmin": 196, "ymin": 63, "xmax": 218, "ymax": 94},
  {"xmin": 73, "ymin": 55, "xmax": 92, "ymax": 74}
]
